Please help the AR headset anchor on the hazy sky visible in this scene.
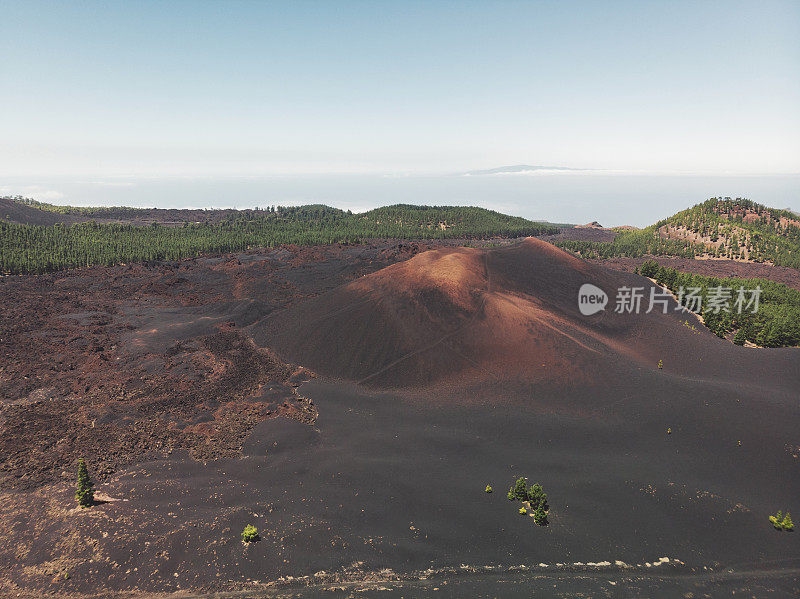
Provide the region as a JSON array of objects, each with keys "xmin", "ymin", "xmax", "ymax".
[{"xmin": 2, "ymin": 0, "xmax": 799, "ymax": 177}]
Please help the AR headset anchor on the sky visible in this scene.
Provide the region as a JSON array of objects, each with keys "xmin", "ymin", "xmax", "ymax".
[{"xmin": 1, "ymin": 0, "xmax": 799, "ymax": 182}]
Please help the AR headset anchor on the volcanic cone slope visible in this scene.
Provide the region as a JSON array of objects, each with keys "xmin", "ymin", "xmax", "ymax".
[{"xmin": 252, "ymin": 238, "xmax": 799, "ymax": 398}]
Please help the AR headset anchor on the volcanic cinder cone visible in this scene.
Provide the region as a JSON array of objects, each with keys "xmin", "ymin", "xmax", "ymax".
[{"xmin": 251, "ymin": 238, "xmax": 799, "ymax": 400}]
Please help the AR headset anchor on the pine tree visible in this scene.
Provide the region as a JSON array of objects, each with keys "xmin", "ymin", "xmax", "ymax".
[
  {"xmin": 533, "ymin": 501, "xmax": 548, "ymax": 525},
  {"xmin": 528, "ymin": 483, "xmax": 544, "ymax": 509},
  {"xmin": 75, "ymin": 458, "xmax": 95, "ymax": 507},
  {"xmin": 511, "ymin": 477, "xmax": 528, "ymax": 501}
]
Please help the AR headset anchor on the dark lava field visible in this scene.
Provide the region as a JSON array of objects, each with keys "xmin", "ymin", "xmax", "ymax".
[{"xmin": 1, "ymin": 238, "xmax": 799, "ymax": 598}]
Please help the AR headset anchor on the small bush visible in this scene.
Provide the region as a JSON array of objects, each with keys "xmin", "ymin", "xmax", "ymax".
[
  {"xmin": 782, "ymin": 512, "xmax": 794, "ymax": 531},
  {"xmin": 485, "ymin": 485, "xmax": 493, "ymax": 493},
  {"xmin": 241, "ymin": 524, "xmax": 260, "ymax": 543},
  {"xmin": 769, "ymin": 510, "xmax": 794, "ymax": 531},
  {"xmin": 519, "ymin": 507, "xmax": 527, "ymax": 515}
]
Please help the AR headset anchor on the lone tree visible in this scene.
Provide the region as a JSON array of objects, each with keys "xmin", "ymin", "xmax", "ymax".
[{"xmin": 75, "ymin": 458, "xmax": 95, "ymax": 507}]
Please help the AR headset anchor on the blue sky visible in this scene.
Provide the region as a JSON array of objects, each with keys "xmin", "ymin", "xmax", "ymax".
[{"xmin": 1, "ymin": 0, "xmax": 799, "ymax": 178}]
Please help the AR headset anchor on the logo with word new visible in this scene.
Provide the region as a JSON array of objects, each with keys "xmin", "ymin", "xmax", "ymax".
[{"xmin": 578, "ymin": 283, "xmax": 608, "ymax": 316}]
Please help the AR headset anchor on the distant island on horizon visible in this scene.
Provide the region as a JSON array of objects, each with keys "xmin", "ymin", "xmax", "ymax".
[{"xmin": 463, "ymin": 164, "xmax": 588, "ymax": 176}]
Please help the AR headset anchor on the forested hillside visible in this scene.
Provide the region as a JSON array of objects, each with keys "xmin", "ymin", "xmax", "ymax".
[
  {"xmin": 557, "ymin": 198, "xmax": 800, "ymax": 268},
  {"xmin": 9, "ymin": 196, "xmax": 159, "ymax": 218},
  {"xmin": 2, "ymin": 196, "xmax": 254, "ymax": 224},
  {"xmin": 0, "ymin": 199, "xmax": 556, "ymax": 274},
  {"xmin": 639, "ymin": 260, "xmax": 800, "ymax": 348}
]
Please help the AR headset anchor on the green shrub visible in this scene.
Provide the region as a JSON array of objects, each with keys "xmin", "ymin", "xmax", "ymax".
[
  {"xmin": 519, "ymin": 507, "xmax": 527, "ymax": 515},
  {"xmin": 75, "ymin": 458, "xmax": 94, "ymax": 508},
  {"xmin": 782, "ymin": 512, "xmax": 794, "ymax": 531},
  {"xmin": 769, "ymin": 510, "xmax": 794, "ymax": 530},
  {"xmin": 241, "ymin": 524, "xmax": 260, "ymax": 543},
  {"xmin": 485, "ymin": 485, "xmax": 493, "ymax": 493}
]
